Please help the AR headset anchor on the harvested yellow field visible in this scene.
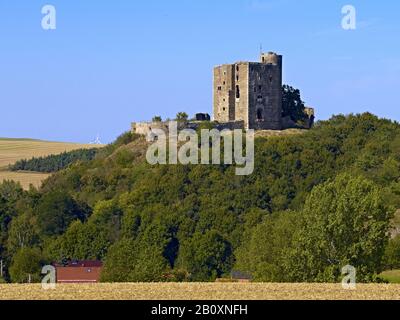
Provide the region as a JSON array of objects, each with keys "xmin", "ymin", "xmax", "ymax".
[
  {"xmin": 0, "ymin": 138, "xmax": 103, "ymax": 189},
  {"xmin": 1, "ymin": 283, "xmax": 400, "ymax": 300},
  {"xmin": 0, "ymin": 138, "xmax": 99, "ymax": 168},
  {"xmin": 0, "ymin": 171, "xmax": 50, "ymax": 189}
]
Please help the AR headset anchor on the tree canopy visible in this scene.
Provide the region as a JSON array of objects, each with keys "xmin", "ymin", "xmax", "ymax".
[
  {"xmin": 1, "ymin": 113, "xmax": 400, "ymax": 282},
  {"xmin": 282, "ymin": 84, "xmax": 307, "ymax": 123}
]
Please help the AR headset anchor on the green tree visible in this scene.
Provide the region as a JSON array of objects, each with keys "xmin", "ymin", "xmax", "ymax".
[
  {"xmin": 10, "ymin": 148, "xmax": 98, "ymax": 173},
  {"xmin": 383, "ymin": 235, "xmax": 400, "ymax": 270},
  {"xmin": 286, "ymin": 174, "xmax": 393, "ymax": 282},
  {"xmin": 176, "ymin": 230, "xmax": 233, "ymax": 281},
  {"xmin": 234, "ymin": 211, "xmax": 299, "ymax": 282},
  {"xmin": 9, "ymin": 247, "xmax": 43, "ymax": 283},
  {"xmin": 152, "ymin": 116, "xmax": 162, "ymax": 122},
  {"xmin": 282, "ymin": 85, "xmax": 306, "ymax": 123},
  {"xmin": 46, "ymin": 220, "xmax": 110, "ymax": 262},
  {"xmin": 175, "ymin": 112, "xmax": 189, "ymax": 122},
  {"xmin": 36, "ymin": 191, "xmax": 88, "ymax": 236},
  {"xmin": 89, "ymin": 199, "xmax": 123, "ymax": 242},
  {"xmin": 100, "ymin": 237, "xmax": 168, "ymax": 282},
  {"xmin": 0, "ymin": 181, "xmax": 25, "ymax": 264},
  {"xmin": 7, "ymin": 212, "xmax": 39, "ymax": 255},
  {"xmin": 100, "ymin": 238, "xmax": 136, "ymax": 282},
  {"xmin": 101, "ymin": 223, "xmax": 170, "ymax": 282}
]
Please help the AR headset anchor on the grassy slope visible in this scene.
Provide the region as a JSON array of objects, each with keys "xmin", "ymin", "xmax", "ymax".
[
  {"xmin": 0, "ymin": 129, "xmax": 302, "ymax": 189},
  {"xmin": 254, "ymin": 128, "xmax": 307, "ymax": 138},
  {"xmin": 0, "ymin": 138, "xmax": 103, "ymax": 189}
]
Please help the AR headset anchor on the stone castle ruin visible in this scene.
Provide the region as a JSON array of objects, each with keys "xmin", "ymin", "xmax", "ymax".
[
  {"xmin": 214, "ymin": 52, "xmax": 283, "ymax": 130},
  {"xmin": 132, "ymin": 52, "xmax": 314, "ymax": 135}
]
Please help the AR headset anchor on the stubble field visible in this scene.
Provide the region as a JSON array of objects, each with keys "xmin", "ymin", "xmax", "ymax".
[
  {"xmin": 0, "ymin": 138, "xmax": 102, "ymax": 189},
  {"xmin": 1, "ymin": 283, "xmax": 400, "ymax": 300}
]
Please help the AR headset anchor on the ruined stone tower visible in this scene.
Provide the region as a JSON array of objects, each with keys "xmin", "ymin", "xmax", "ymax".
[{"xmin": 213, "ymin": 52, "xmax": 283, "ymax": 130}]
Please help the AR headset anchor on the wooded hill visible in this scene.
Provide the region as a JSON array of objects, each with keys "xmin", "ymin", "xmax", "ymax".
[{"xmin": 1, "ymin": 113, "xmax": 400, "ymax": 283}]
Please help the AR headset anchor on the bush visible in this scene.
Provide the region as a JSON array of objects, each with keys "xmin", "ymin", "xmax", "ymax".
[
  {"xmin": 152, "ymin": 116, "xmax": 162, "ymax": 122},
  {"xmin": 176, "ymin": 230, "xmax": 233, "ymax": 281},
  {"xmin": 234, "ymin": 211, "xmax": 299, "ymax": 282},
  {"xmin": 286, "ymin": 174, "xmax": 393, "ymax": 282},
  {"xmin": 10, "ymin": 148, "xmax": 99, "ymax": 173},
  {"xmin": 9, "ymin": 247, "xmax": 43, "ymax": 283},
  {"xmin": 282, "ymin": 84, "xmax": 307, "ymax": 123},
  {"xmin": 383, "ymin": 235, "xmax": 400, "ymax": 270}
]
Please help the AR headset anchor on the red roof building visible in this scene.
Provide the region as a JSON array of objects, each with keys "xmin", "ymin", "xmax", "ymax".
[{"xmin": 53, "ymin": 260, "xmax": 103, "ymax": 284}]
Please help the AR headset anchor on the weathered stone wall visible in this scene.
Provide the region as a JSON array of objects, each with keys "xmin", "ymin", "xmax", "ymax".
[
  {"xmin": 215, "ymin": 121, "xmax": 245, "ymax": 131},
  {"xmin": 304, "ymin": 107, "xmax": 315, "ymax": 129},
  {"xmin": 131, "ymin": 122, "xmax": 170, "ymax": 136},
  {"xmin": 134, "ymin": 52, "xmax": 309, "ymax": 135},
  {"xmin": 132, "ymin": 122, "xmax": 191, "ymax": 136},
  {"xmin": 213, "ymin": 64, "xmax": 235, "ymax": 122},
  {"xmin": 132, "ymin": 121, "xmax": 245, "ymax": 137},
  {"xmin": 281, "ymin": 107, "xmax": 316, "ymax": 130},
  {"xmin": 213, "ymin": 52, "xmax": 283, "ymax": 131},
  {"xmin": 281, "ymin": 116, "xmax": 299, "ymax": 129},
  {"xmin": 248, "ymin": 53, "xmax": 283, "ymax": 130},
  {"xmin": 234, "ymin": 62, "xmax": 250, "ymax": 129}
]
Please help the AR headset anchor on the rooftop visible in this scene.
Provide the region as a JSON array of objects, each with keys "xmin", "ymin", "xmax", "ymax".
[{"xmin": 53, "ymin": 260, "xmax": 103, "ymax": 268}]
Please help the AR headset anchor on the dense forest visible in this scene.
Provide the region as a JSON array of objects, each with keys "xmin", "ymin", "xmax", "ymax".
[
  {"xmin": 1, "ymin": 113, "xmax": 400, "ymax": 283},
  {"xmin": 10, "ymin": 148, "xmax": 99, "ymax": 173}
]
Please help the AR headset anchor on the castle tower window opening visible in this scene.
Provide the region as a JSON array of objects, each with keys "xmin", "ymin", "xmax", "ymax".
[{"xmin": 257, "ymin": 109, "xmax": 263, "ymax": 121}]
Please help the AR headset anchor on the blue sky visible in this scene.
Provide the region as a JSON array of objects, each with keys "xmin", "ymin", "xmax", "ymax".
[{"xmin": 0, "ymin": 0, "xmax": 399, "ymax": 143}]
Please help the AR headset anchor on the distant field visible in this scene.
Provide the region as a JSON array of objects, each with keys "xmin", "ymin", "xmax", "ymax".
[
  {"xmin": 1, "ymin": 283, "xmax": 400, "ymax": 300},
  {"xmin": 0, "ymin": 171, "xmax": 51, "ymax": 189},
  {"xmin": 0, "ymin": 138, "xmax": 103, "ymax": 189}
]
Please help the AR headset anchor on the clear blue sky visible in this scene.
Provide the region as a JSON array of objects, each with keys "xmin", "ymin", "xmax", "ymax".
[{"xmin": 0, "ymin": 0, "xmax": 399, "ymax": 143}]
